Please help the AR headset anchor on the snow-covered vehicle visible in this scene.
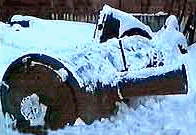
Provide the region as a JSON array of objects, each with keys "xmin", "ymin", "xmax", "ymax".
[{"xmin": 0, "ymin": 5, "xmax": 188, "ymax": 134}]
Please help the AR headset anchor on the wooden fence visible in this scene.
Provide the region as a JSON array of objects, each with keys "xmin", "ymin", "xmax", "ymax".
[
  {"xmin": 0, "ymin": 6, "xmax": 195, "ymax": 43},
  {"xmin": 50, "ymin": 11, "xmax": 97, "ymax": 23},
  {"xmin": 134, "ymin": 15, "xmax": 168, "ymax": 32},
  {"xmin": 0, "ymin": 6, "xmax": 168, "ymax": 31},
  {"xmin": 0, "ymin": 6, "xmax": 99, "ymax": 23}
]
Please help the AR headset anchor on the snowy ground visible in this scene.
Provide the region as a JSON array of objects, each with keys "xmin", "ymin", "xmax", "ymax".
[{"xmin": 0, "ymin": 12, "xmax": 196, "ymax": 135}]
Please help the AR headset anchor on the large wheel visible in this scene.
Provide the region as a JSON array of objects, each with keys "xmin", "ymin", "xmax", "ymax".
[{"xmin": 0, "ymin": 53, "xmax": 80, "ymax": 134}]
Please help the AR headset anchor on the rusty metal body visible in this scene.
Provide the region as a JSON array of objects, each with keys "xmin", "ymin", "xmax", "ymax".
[{"xmin": 0, "ymin": 53, "xmax": 188, "ymax": 134}]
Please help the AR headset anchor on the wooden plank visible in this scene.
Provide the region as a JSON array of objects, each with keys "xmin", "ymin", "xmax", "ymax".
[{"xmin": 120, "ymin": 65, "xmax": 188, "ymax": 97}]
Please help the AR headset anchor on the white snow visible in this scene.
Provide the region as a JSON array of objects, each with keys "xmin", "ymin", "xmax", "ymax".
[
  {"xmin": 57, "ymin": 68, "xmax": 69, "ymax": 82},
  {"xmin": 1, "ymin": 81, "xmax": 9, "ymax": 89},
  {"xmin": 30, "ymin": 61, "xmax": 68, "ymax": 82},
  {"xmin": 165, "ymin": 15, "xmax": 180, "ymax": 31},
  {"xmin": 11, "ymin": 15, "xmax": 42, "ymax": 22},
  {"xmin": 20, "ymin": 93, "xmax": 47, "ymax": 127},
  {"xmin": 0, "ymin": 9, "xmax": 195, "ymax": 135},
  {"xmin": 74, "ymin": 117, "xmax": 86, "ymax": 126},
  {"xmin": 94, "ymin": 5, "xmax": 154, "ymax": 42},
  {"xmin": 1, "ymin": 14, "xmax": 185, "ymax": 89},
  {"xmin": 131, "ymin": 11, "xmax": 168, "ymax": 16}
]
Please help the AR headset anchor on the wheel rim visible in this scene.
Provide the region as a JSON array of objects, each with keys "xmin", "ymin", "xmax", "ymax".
[{"xmin": 1, "ymin": 53, "xmax": 79, "ymax": 133}]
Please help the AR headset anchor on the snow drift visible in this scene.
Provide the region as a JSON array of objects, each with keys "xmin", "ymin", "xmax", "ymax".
[{"xmin": 0, "ymin": 5, "xmax": 195, "ymax": 135}]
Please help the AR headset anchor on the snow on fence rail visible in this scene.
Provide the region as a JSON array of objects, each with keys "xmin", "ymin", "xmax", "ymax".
[
  {"xmin": 50, "ymin": 12, "xmax": 97, "ymax": 23},
  {"xmin": 133, "ymin": 14, "xmax": 168, "ymax": 32},
  {"xmin": 0, "ymin": 7, "xmax": 98, "ymax": 24},
  {"xmin": 0, "ymin": 6, "xmax": 167, "ymax": 31},
  {"xmin": 48, "ymin": 9, "xmax": 169, "ymax": 32},
  {"xmin": 0, "ymin": 6, "xmax": 167, "ymax": 27},
  {"xmin": 2, "ymin": 6, "xmax": 194, "ymax": 37}
]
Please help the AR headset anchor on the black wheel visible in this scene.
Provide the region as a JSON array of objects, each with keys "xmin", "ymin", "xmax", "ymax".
[{"xmin": 0, "ymin": 53, "xmax": 80, "ymax": 134}]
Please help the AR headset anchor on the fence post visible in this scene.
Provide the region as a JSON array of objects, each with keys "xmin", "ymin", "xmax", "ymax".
[
  {"xmin": 56, "ymin": 13, "xmax": 58, "ymax": 20},
  {"xmin": 70, "ymin": 13, "xmax": 72, "ymax": 21},
  {"xmin": 92, "ymin": 14, "xmax": 95, "ymax": 23},
  {"xmin": 157, "ymin": 15, "xmax": 160, "ymax": 27},
  {"xmin": 88, "ymin": 14, "xmax": 90, "ymax": 23},
  {"xmin": 51, "ymin": 13, "xmax": 55, "ymax": 20},
  {"xmin": 160, "ymin": 16, "xmax": 164, "ymax": 27},
  {"xmin": 63, "ymin": 13, "xmax": 66, "ymax": 20},
  {"xmin": 75, "ymin": 9, "xmax": 77, "ymax": 21},
  {"xmin": 85, "ymin": 14, "xmax": 87, "ymax": 22},
  {"xmin": 67, "ymin": 13, "xmax": 69, "ymax": 21},
  {"xmin": 152, "ymin": 15, "xmax": 154, "ymax": 25},
  {"xmin": 146, "ymin": 15, "xmax": 149, "ymax": 25},
  {"xmin": 77, "ymin": 9, "xmax": 79, "ymax": 21}
]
